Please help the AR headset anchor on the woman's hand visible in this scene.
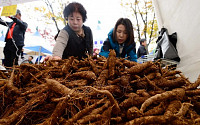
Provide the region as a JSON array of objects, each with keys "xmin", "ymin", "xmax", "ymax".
[
  {"xmin": 52, "ymin": 56, "xmax": 62, "ymax": 60},
  {"xmin": 44, "ymin": 55, "xmax": 61, "ymax": 62},
  {"xmin": 44, "ymin": 55, "xmax": 53, "ymax": 62}
]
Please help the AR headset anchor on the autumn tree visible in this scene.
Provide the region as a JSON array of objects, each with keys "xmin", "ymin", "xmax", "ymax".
[
  {"xmin": 35, "ymin": 0, "xmax": 69, "ymax": 32},
  {"xmin": 121, "ymin": 0, "xmax": 158, "ymax": 52}
]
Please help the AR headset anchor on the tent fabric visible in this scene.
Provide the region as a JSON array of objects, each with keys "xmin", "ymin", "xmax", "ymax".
[
  {"xmin": 0, "ymin": 35, "xmax": 5, "ymax": 41},
  {"xmin": 0, "ymin": 40, "xmax": 5, "ymax": 60},
  {"xmin": 24, "ymin": 51, "xmax": 46, "ymax": 56},
  {"xmin": 0, "ymin": 0, "xmax": 40, "ymax": 7},
  {"xmin": 23, "ymin": 32, "xmax": 53, "ymax": 56},
  {"xmin": 33, "ymin": 31, "xmax": 41, "ymax": 37},
  {"xmin": 152, "ymin": 0, "xmax": 200, "ymax": 82},
  {"xmin": 24, "ymin": 46, "xmax": 52, "ymax": 55}
]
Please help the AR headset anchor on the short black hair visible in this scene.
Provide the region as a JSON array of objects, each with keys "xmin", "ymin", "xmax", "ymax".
[
  {"xmin": 63, "ymin": 2, "xmax": 87, "ymax": 22},
  {"xmin": 29, "ymin": 56, "xmax": 33, "ymax": 59},
  {"xmin": 140, "ymin": 38, "xmax": 146, "ymax": 45}
]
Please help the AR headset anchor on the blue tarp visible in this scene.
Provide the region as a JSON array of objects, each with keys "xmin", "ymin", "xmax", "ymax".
[
  {"xmin": 24, "ymin": 46, "xmax": 52, "ymax": 55},
  {"xmin": 33, "ymin": 31, "xmax": 41, "ymax": 37},
  {"xmin": 0, "ymin": 34, "xmax": 5, "ymax": 41}
]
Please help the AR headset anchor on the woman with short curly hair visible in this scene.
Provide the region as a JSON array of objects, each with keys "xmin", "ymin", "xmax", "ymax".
[{"xmin": 45, "ymin": 2, "xmax": 93, "ymax": 61}]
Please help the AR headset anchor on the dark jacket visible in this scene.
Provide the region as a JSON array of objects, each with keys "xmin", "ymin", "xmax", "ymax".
[
  {"xmin": 0, "ymin": 17, "xmax": 28, "ymax": 46},
  {"xmin": 99, "ymin": 29, "xmax": 137, "ymax": 62},
  {"xmin": 137, "ymin": 45, "xmax": 147, "ymax": 58},
  {"xmin": 62, "ymin": 24, "xmax": 93, "ymax": 60}
]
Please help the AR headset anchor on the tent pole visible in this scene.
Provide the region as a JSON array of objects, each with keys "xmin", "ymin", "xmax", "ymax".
[{"xmin": 38, "ymin": 46, "xmax": 41, "ymax": 64}]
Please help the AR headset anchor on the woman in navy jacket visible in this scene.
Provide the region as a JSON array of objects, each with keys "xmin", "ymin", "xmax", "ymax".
[{"xmin": 99, "ymin": 18, "xmax": 137, "ymax": 62}]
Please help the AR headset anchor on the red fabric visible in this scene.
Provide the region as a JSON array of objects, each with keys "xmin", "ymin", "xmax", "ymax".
[{"xmin": 7, "ymin": 23, "xmax": 16, "ymax": 39}]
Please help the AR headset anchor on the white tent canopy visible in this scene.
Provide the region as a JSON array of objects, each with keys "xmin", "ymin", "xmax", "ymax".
[
  {"xmin": 0, "ymin": 42, "xmax": 5, "ymax": 61},
  {"xmin": 0, "ymin": 0, "xmax": 40, "ymax": 7},
  {"xmin": 153, "ymin": 0, "xmax": 200, "ymax": 82},
  {"xmin": 24, "ymin": 32, "xmax": 53, "ymax": 55}
]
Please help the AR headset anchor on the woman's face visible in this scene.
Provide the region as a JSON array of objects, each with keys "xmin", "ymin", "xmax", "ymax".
[
  {"xmin": 116, "ymin": 24, "xmax": 128, "ymax": 44},
  {"xmin": 68, "ymin": 12, "xmax": 83, "ymax": 32}
]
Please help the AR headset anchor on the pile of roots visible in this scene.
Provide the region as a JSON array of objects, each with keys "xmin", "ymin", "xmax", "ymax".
[{"xmin": 0, "ymin": 50, "xmax": 200, "ymax": 125}]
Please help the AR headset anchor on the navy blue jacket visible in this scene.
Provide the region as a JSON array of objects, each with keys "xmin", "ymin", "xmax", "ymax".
[
  {"xmin": 99, "ymin": 29, "xmax": 137, "ymax": 62},
  {"xmin": 0, "ymin": 17, "xmax": 28, "ymax": 46},
  {"xmin": 137, "ymin": 45, "xmax": 147, "ymax": 58}
]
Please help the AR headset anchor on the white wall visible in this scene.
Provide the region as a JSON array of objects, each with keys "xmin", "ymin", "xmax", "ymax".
[{"xmin": 153, "ymin": 0, "xmax": 200, "ymax": 82}]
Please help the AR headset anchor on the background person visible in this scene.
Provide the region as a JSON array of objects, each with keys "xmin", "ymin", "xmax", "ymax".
[
  {"xmin": 28, "ymin": 56, "xmax": 33, "ymax": 64},
  {"xmin": 0, "ymin": 9, "xmax": 28, "ymax": 68},
  {"xmin": 45, "ymin": 2, "xmax": 93, "ymax": 61},
  {"xmin": 99, "ymin": 18, "xmax": 137, "ymax": 62},
  {"xmin": 93, "ymin": 48, "xmax": 99, "ymax": 56},
  {"xmin": 137, "ymin": 38, "xmax": 147, "ymax": 58}
]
